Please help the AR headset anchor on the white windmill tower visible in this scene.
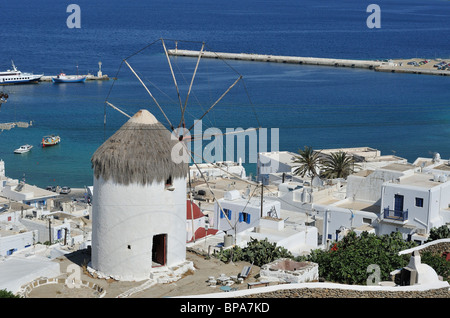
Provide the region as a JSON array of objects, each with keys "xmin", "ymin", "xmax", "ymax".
[{"xmin": 90, "ymin": 109, "xmax": 188, "ymax": 281}]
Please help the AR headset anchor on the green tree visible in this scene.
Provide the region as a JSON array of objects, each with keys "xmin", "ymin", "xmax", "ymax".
[
  {"xmin": 213, "ymin": 238, "xmax": 293, "ymax": 267},
  {"xmin": 297, "ymin": 231, "xmax": 416, "ymax": 285},
  {"xmin": 293, "ymin": 146, "xmax": 321, "ymax": 183},
  {"xmin": 427, "ymin": 225, "xmax": 450, "ymax": 242},
  {"xmin": 320, "ymin": 151, "xmax": 356, "ymax": 179}
]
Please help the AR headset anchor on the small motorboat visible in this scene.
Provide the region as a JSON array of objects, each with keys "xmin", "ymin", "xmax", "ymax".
[
  {"xmin": 14, "ymin": 144, "xmax": 33, "ymax": 154},
  {"xmin": 41, "ymin": 135, "xmax": 61, "ymax": 147}
]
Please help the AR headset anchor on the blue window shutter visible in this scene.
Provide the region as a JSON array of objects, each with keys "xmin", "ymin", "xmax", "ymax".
[
  {"xmin": 220, "ymin": 209, "xmax": 224, "ymax": 219},
  {"xmin": 228, "ymin": 210, "xmax": 232, "ymax": 219},
  {"xmin": 247, "ymin": 214, "xmax": 251, "ymax": 224},
  {"xmin": 239, "ymin": 212, "xmax": 243, "ymax": 222}
]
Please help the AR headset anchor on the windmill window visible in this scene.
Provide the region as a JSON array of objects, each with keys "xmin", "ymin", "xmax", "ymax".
[{"xmin": 165, "ymin": 176, "xmax": 173, "ymax": 190}]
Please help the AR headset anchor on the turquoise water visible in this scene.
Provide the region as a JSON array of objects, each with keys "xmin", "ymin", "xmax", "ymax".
[{"xmin": 0, "ymin": 0, "xmax": 449, "ymax": 188}]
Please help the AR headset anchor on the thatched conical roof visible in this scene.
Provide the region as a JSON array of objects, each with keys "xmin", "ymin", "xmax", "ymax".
[{"xmin": 91, "ymin": 109, "xmax": 188, "ymax": 185}]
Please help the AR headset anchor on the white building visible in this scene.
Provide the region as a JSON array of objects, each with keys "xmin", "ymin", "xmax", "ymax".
[
  {"xmin": 257, "ymin": 151, "xmax": 298, "ymax": 185},
  {"xmin": 211, "ymin": 189, "xmax": 317, "ymax": 256},
  {"xmin": 189, "ymin": 160, "xmax": 246, "ymax": 180},
  {"xmin": 186, "ymin": 200, "xmax": 218, "ymax": 243},
  {"xmin": 379, "ymin": 172, "xmax": 450, "ymax": 244},
  {"xmin": 0, "ymin": 221, "xmax": 37, "ymax": 257},
  {"xmin": 214, "ymin": 189, "xmax": 281, "ymax": 235},
  {"xmin": 90, "ymin": 109, "xmax": 189, "ymax": 281},
  {"xmin": 20, "ymin": 213, "xmax": 71, "ymax": 245},
  {"xmin": 0, "ymin": 177, "xmax": 58, "ymax": 209}
]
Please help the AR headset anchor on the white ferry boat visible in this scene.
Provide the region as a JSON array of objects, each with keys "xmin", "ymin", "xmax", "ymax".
[{"xmin": 0, "ymin": 61, "xmax": 43, "ymax": 85}]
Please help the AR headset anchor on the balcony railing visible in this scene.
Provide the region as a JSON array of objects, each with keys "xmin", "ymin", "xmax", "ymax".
[{"xmin": 383, "ymin": 207, "xmax": 408, "ymax": 222}]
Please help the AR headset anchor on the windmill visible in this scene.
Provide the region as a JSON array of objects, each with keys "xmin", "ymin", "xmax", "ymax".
[{"xmin": 104, "ymin": 38, "xmax": 263, "ymax": 243}]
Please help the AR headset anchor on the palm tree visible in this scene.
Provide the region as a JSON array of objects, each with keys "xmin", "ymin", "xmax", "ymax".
[
  {"xmin": 292, "ymin": 146, "xmax": 321, "ymax": 182},
  {"xmin": 320, "ymin": 151, "xmax": 355, "ymax": 179}
]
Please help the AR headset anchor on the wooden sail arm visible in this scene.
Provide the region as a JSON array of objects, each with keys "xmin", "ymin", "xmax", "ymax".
[
  {"xmin": 161, "ymin": 39, "xmax": 184, "ymax": 119},
  {"xmin": 180, "ymin": 42, "xmax": 205, "ymax": 128},
  {"xmin": 188, "ymin": 75, "xmax": 242, "ymax": 132},
  {"xmin": 105, "ymin": 101, "xmax": 131, "ymax": 118},
  {"xmin": 124, "ymin": 59, "xmax": 174, "ymax": 130}
]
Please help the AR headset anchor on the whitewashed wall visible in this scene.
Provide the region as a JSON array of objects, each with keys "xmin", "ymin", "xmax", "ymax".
[
  {"xmin": 91, "ymin": 176, "xmax": 186, "ymax": 281},
  {"xmin": 0, "ymin": 230, "xmax": 37, "ymax": 256}
]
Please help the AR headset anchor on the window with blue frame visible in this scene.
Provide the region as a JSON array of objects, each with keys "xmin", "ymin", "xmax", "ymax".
[
  {"xmin": 220, "ymin": 208, "xmax": 232, "ymax": 219},
  {"xmin": 239, "ymin": 212, "xmax": 251, "ymax": 224},
  {"xmin": 415, "ymin": 197, "xmax": 424, "ymax": 208},
  {"xmin": 6, "ymin": 248, "xmax": 16, "ymax": 256}
]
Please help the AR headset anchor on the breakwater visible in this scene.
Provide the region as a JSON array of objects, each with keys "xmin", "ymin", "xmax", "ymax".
[
  {"xmin": 168, "ymin": 49, "xmax": 450, "ymax": 76},
  {"xmin": 39, "ymin": 74, "xmax": 110, "ymax": 82},
  {"xmin": 168, "ymin": 49, "xmax": 383, "ymax": 69}
]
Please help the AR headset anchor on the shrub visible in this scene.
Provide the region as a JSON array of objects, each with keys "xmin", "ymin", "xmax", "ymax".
[
  {"xmin": 297, "ymin": 231, "xmax": 416, "ymax": 285},
  {"xmin": 213, "ymin": 237, "xmax": 293, "ymax": 267},
  {"xmin": 0, "ymin": 289, "xmax": 19, "ymax": 298},
  {"xmin": 427, "ymin": 225, "xmax": 450, "ymax": 242}
]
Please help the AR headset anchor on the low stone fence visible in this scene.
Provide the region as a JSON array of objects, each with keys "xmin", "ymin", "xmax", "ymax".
[
  {"xmin": 19, "ymin": 276, "xmax": 106, "ymax": 298},
  {"xmin": 240, "ymin": 286, "xmax": 450, "ymax": 298},
  {"xmin": 419, "ymin": 241, "xmax": 450, "ymax": 256}
]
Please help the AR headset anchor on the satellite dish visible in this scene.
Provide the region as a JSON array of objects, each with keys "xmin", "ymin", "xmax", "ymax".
[{"xmin": 312, "ymin": 176, "xmax": 323, "ymax": 188}]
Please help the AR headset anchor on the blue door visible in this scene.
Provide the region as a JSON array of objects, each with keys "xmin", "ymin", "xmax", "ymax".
[{"xmin": 394, "ymin": 194, "xmax": 404, "ymax": 212}]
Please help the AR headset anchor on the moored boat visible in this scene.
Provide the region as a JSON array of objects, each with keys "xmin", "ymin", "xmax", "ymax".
[
  {"xmin": 0, "ymin": 61, "xmax": 43, "ymax": 85},
  {"xmin": 14, "ymin": 144, "xmax": 33, "ymax": 154},
  {"xmin": 52, "ymin": 73, "xmax": 86, "ymax": 83},
  {"xmin": 41, "ymin": 135, "xmax": 61, "ymax": 147}
]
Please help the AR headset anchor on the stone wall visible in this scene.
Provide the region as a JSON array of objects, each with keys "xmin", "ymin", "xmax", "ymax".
[
  {"xmin": 240, "ymin": 286, "xmax": 450, "ymax": 298},
  {"xmin": 419, "ymin": 242, "xmax": 450, "ymax": 256}
]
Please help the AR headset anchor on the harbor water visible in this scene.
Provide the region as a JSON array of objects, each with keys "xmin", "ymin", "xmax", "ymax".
[{"xmin": 0, "ymin": 0, "xmax": 449, "ymax": 188}]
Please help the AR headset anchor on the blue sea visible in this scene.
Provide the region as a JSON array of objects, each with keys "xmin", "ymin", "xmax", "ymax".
[{"xmin": 0, "ymin": 0, "xmax": 449, "ymax": 188}]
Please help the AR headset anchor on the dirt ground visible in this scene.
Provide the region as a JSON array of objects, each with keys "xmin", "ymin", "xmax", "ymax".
[{"xmin": 27, "ymin": 249, "xmax": 261, "ymax": 298}]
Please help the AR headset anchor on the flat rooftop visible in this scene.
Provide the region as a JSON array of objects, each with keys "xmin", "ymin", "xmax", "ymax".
[
  {"xmin": 380, "ymin": 163, "xmax": 416, "ymax": 172},
  {"xmin": 317, "ymin": 147, "xmax": 380, "ymax": 160},
  {"xmin": 258, "ymin": 151, "xmax": 297, "ymax": 166},
  {"xmin": 335, "ymin": 200, "xmax": 380, "ymax": 213},
  {"xmin": 394, "ymin": 173, "xmax": 445, "ymax": 189},
  {"xmin": 432, "ymin": 163, "xmax": 450, "ymax": 172},
  {"xmin": 3, "ymin": 180, "xmax": 57, "ymax": 199}
]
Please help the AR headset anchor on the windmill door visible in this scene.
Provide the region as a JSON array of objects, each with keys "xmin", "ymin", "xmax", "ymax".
[{"xmin": 152, "ymin": 234, "xmax": 167, "ymax": 267}]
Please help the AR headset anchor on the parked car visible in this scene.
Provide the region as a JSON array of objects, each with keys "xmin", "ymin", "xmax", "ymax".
[
  {"xmin": 60, "ymin": 186, "xmax": 71, "ymax": 194},
  {"xmin": 46, "ymin": 185, "xmax": 56, "ymax": 192},
  {"xmin": 434, "ymin": 61, "xmax": 446, "ymax": 67}
]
